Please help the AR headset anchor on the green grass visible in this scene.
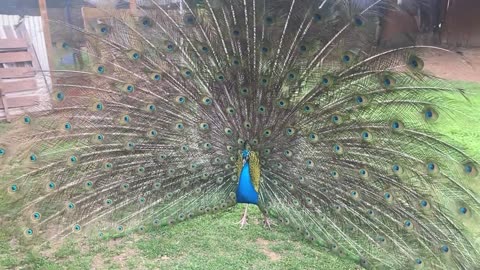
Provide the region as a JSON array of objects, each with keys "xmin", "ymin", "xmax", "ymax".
[
  {"xmin": 0, "ymin": 206, "xmax": 358, "ymax": 270},
  {"xmin": 433, "ymin": 81, "xmax": 480, "ymax": 155},
  {"xmin": 0, "ymin": 81, "xmax": 479, "ymax": 269}
]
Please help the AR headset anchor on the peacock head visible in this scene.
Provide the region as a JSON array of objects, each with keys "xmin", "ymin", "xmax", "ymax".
[
  {"xmin": 242, "ymin": 141, "xmax": 252, "ymax": 160},
  {"xmin": 242, "ymin": 150, "xmax": 250, "ymax": 159}
]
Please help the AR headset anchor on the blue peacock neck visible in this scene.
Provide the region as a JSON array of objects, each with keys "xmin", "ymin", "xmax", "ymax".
[{"xmin": 235, "ymin": 149, "xmax": 259, "ymax": 205}]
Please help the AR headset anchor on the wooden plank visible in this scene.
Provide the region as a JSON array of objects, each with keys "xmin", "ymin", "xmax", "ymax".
[
  {"xmin": 0, "ymin": 67, "xmax": 35, "ymax": 79},
  {"xmin": 0, "ymin": 51, "xmax": 32, "ymax": 63},
  {"xmin": 39, "ymin": 0, "xmax": 54, "ymax": 71},
  {"xmin": 15, "ymin": 22, "xmax": 42, "ymax": 73},
  {"xmin": 3, "ymin": 26, "xmax": 16, "ymax": 39},
  {"xmin": 0, "ymin": 79, "xmax": 9, "ymax": 121},
  {"xmin": 0, "ymin": 96, "xmax": 38, "ymax": 109},
  {"xmin": 0, "ymin": 78, "xmax": 37, "ymax": 94},
  {"xmin": 0, "ymin": 39, "xmax": 28, "ymax": 50}
]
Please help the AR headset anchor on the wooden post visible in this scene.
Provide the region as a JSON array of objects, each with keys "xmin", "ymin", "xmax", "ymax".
[
  {"xmin": 130, "ymin": 0, "xmax": 137, "ymax": 14},
  {"xmin": 0, "ymin": 83, "xmax": 10, "ymax": 122},
  {"xmin": 38, "ymin": 0, "xmax": 54, "ymax": 71}
]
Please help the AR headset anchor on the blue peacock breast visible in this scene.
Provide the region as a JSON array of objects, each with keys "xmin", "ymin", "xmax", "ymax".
[{"xmin": 236, "ymin": 161, "xmax": 259, "ymax": 205}]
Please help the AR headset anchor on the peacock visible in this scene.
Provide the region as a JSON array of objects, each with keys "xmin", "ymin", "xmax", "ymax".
[{"xmin": 1, "ymin": 0, "xmax": 479, "ymax": 269}]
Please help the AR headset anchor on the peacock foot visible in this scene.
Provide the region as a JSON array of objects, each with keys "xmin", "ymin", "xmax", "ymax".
[
  {"xmin": 238, "ymin": 205, "xmax": 249, "ymax": 229},
  {"xmin": 263, "ymin": 215, "xmax": 273, "ymax": 229},
  {"xmin": 238, "ymin": 215, "xmax": 248, "ymax": 229}
]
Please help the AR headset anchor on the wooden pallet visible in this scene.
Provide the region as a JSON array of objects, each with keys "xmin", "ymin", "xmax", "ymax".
[{"xmin": 0, "ymin": 24, "xmax": 40, "ymax": 122}]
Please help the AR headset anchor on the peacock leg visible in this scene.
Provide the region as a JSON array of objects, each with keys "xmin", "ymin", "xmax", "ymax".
[
  {"xmin": 238, "ymin": 205, "xmax": 248, "ymax": 228},
  {"xmin": 263, "ymin": 214, "xmax": 272, "ymax": 229}
]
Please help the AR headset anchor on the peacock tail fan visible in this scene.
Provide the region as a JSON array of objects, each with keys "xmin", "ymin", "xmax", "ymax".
[{"xmin": 1, "ymin": 0, "xmax": 479, "ymax": 268}]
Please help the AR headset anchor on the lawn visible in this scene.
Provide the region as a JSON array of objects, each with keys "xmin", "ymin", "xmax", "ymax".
[{"xmin": 0, "ymin": 81, "xmax": 479, "ymax": 270}]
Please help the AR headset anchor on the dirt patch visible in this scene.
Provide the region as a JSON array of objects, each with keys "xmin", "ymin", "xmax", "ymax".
[
  {"xmin": 107, "ymin": 238, "xmax": 124, "ymax": 248},
  {"xmin": 111, "ymin": 248, "xmax": 137, "ymax": 269},
  {"xmin": 91, "ymin": 254, "xmax": 105, "ymax": 270},
  {"xmin": 160, "ymin": 255, "xmax": 170, "ymax": 260},
  {"xmin": 424, "ymin": 48, "xmax": 480, "ymax": 83},
  {"xmin": 39, "ymin": 240, "xmax": 63, "ymax": 258},
  {"xmin": 256, "ymin": 238, "xmax": 281, "ymax": 262}
]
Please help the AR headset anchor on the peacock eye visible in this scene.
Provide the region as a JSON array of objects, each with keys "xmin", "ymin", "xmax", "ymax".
[
  {"xmin": 73, "ymin": 224, "xmax": 82, "ymax": 232},
  {"xmin": 226, "ymin": 107, "xmax": 235, "ymax": 114},
  {"xmin": 55, "ymin": 91, "xmax": 65, "ymax": 101},
  {"xmin": 202, "ymin": 97, "xmax": 212, "ymax": 105},
  {"xmin": 277, "ymin": 100, "xmax": 286, "ymax": 107},
  {"xmin": 32, "ymin": 212, "xmax": 41, "ymax": 220},
  {"xmin": 353, "ymin": 16, "xmax": 364, "ymax": 27},
  {"xmin": 176, "ymin": 96, "xmax": 186, "ymax": 104},
  {"xmin": 404, "ymin": 220, "xmax": 412, "ymax": 228},
  {"xmin": 47, "ymin": 182, "xmax": 56, "ymax": 189},
  {"xmin": 420, "ymin": 200, "xmax": 428, "ymax": 207},
  {"xmin": 97, "ymin": 66, "xmax": 105, "ymax": 74},
  {"xmin": 25, "ymin": 228, "xmax": 34, "ymax": 236},
  {"xmin": 23, "ymin": 116, "xmax": 31, "ymax": 124},
  {"xmin": 308, "ymin": 133, "xmax": 319, "ymax": 143},
  {"xmin": 286, "ymin": 128, "xmax": 295, "ymax": 136}
]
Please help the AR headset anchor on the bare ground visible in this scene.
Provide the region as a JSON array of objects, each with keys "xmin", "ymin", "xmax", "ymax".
[
  {"xmin": 424, "ymin": 48, "xmax": 480, "ymax": 83},
  {"xmin": 256, "ymin": 238, "xmax": 281, "ymax": 262}
]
